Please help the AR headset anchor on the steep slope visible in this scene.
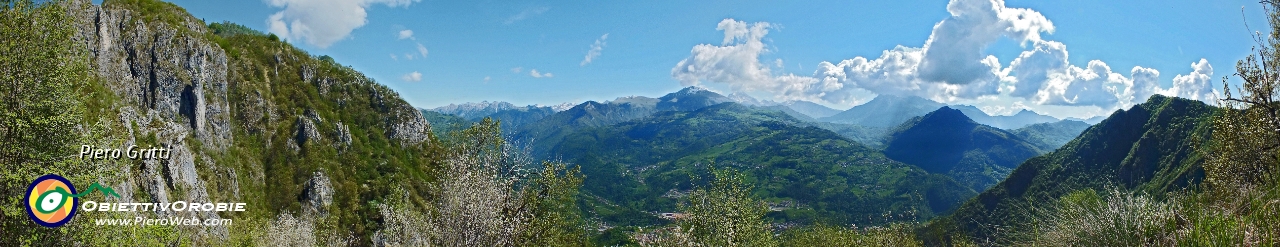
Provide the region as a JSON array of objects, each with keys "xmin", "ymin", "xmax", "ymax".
[
  {"xmin": 883, "ymin": 107, "xmax": 1044, "ymax": 191},
  {"xmin": 553, "ymin": 103, "xmax": 976, "ymax": 226},
  {"xmin": 936, "ymin": 95, "xmax": 1217, "ymax": 243},
  {"xmin": 819, "ymin": 94, "xmax": 946, "ymax": 127},
  {"xmin": 1010, "ymin": 120, "xmax": 1092, "ymax": 152},
  {"xmin": 951, "ymin": 105, "xmax": 1061, "ymax": 129},
  {"xmin": 36, "ymin": 1, "xmax": 440, "ymax": 243}
]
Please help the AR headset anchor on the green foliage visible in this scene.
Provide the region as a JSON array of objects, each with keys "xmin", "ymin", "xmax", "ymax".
[
  {"xmin": 680, "ymin": 168, "xmax": 776, "ymax": 247},
  {"xmin": 781, "ymin": 224, "xmax": 924, "ymax": 247},
  {"xmin": 520, "ymin": 161, "xmax": 590, "ymax": 246},
  {"xmin": 0, "ymin": 0, "xmax": 85, "ymax": 168},
  {"xmin": 0, "ymin": 1, "xmax": 92, "ymax": 245},
  {"xmin": 930, "ymin": 95, "xmax": 1218, "ymax": 245},
  {"xmin": 104, "ymin": 0, "xmax": 197, "ymax": 34},
  {"xmin": 1205, "ymin": 1, "xmax": 1280, "ymax": 191}
]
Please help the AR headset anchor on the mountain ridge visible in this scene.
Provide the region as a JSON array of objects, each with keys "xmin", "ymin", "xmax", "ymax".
[{"xmin": 883, "ymin": 107, "xmax": 1044, "ymax": 191}]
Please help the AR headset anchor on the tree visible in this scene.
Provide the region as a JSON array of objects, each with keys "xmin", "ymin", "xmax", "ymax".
[
  {"xmin": 518, "ymin": 161, "xmax": 589, "ymax": 247},
  {"xmin": 0, "ymin": 0, "xmax": 88, "ymax": 245},
  {"xmin": 0, "ymin": 0, "xmax": 85, "ymax": 170},
  {"xmin": 679, "ymin": 168, "xmax": 776, "ymax": 247},
  {"xmin": 1207, "ymin": 1, "xmax": 1280, "ymax": 190}
]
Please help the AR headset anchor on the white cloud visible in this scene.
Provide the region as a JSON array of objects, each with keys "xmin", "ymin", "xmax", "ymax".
[
  {"xmin": 671, "ymin": 19, "xmax": 775, "ymax": 89},
  {"xmin": 669, "ymin": 0, "xmax": 1215, "ymax": 117},
  {"xmin": 398, "ymin": 29, "xmax": 414, "ymax": 40},
  {"xmin": 416, "ymin": 42, "xmax": 428, "ymax": 57},
  {"xmin": 917, "ymin": 0, "xmax": 1054, "ymax": 85},
  {"xmin": 670, "ymin": 0, "xmax": 1053, "ymax": 105},
  {"xmin": 484, "ymin": 76, "xmax": 491, "ymax": 83},
  {"xmin": 401, "ymin": 71, "xmax": 422, "ymax": 82},
  {"xmin": 1029, "ymin": 60, "xmax": 1136, "ymax": 107},
  {"xmin": 390, "ymin": 53, "xmax": 397, "ymax": 61},
  {"xmin": 581, "ymin": 33, "xmax": 609, "ymax": 66},
  {"xmin": 1004, "ymin": 40, "xmax": 1168, "ymax": 109},
  {"xmin": 504, "ymin": 7, "xmax": 549, "ymax": 24},
  {"xmin": 511, "ymin": 67, "xmax": 523, "ymax": 73},
  {"xmin": 530, "ymin": 69, "xmax": 553, "ymax": 78},
  {"xmin": 1160, "ymin": 58, "xmax": 1219, "ymax": 103},
  {"xmin": 266, "ymin": 0, "xmax": 421, "ymax": 48},
  {"xmin": 404, "ymin": 53, "xmax": 414, "ymax": 60}
]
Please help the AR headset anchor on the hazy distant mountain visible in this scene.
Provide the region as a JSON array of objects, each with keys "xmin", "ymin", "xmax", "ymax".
[
  {"xmin": 883, "ymin": 107, "xmax": 1044, "ymax": 191},
  {"xmin": 782, "ymin": 100, "xmax": 841, "ymax": 118},
  {"xmin": 430, "ymin": 101, "xmax": 518, "ymax": 119},
  {"xmin": 657, "ymin": 86, "xmax": 735, "ymax": 111},
  {"xmin": 1065, "ymin": 115, "xmax": 1107, "ymax": 124},
  {"xmin": 950, "ymin": 105, "xmax": 1060, "ymax": 129},
  {"xmin": 819, "ymin": 94, "xmax": 946, "ymax": 127},
  {"xmin": 429, "ymin": 102, "xmax": 573, "ymax": 131},
  {"xmin": 726, "ymin": 92, "xmax": 776, "ymax": 106},
  {"xmin": 726, "ymin": 92, "xmax": 840, "ymax": 119},
  {"xmin": 1010, "ymin": 120, "xmax": 1092, "ymax": 152}
]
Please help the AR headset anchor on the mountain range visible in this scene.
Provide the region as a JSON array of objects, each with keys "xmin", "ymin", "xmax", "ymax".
[{"xmin": 551, "ymin": 103, "xmax": 976, "ymax": 225}]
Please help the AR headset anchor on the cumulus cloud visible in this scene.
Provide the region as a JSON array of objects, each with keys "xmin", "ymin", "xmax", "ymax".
[
  {"xmin": 1028, "ymin": 60, "xmax": 1138, "ymax": 107},
  {"xmin": 581, "ymin": 33, "xmax": 609, "ymax": 66},
  {"xmin": 401, "ymin": 71, "xmax": 422, "ymax": 82},
  {"xmin": 505, "ymin": 7, "xmax": 549, "ymax": 24},
  {"xmin": 917, "ymin": 0, "xmax": 1054, "ymax": 85},
  {"xmin": 670, "ymin": 0, "xmax": 1213, "ymax": 114},
  {"xmin": 529, "ymin": 69, "xmax": 553, "ymax": 78},
  {"xmin": 1004, "ymin": 40, "xmax": 1169, "ymax": 108},
  {"xmin": 670, "ymin": 0, "xmax": 1054, "ymax": 105},
  {"xmin": 1160, "ymin": 58, "xmax": 1219, "ymax": 103},
  {"xmin": 671, "ymin": 19, "xmax": 775, "ymax": 90},
  {"xmin": 416, "ymin": 42, "xmax": 428, "ymax": 57},
  {"xmin": 398, "ymin": 29, "xmax": 414, "ymax": 40},
  {"xmin": 267, "ymin": 0, "xmax": 420, "ymax": 48}
]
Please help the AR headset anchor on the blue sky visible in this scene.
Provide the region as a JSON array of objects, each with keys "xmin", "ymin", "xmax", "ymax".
[{"xmin": 158, "ymin": 0, "xmax": 1268, "ymax": 119}]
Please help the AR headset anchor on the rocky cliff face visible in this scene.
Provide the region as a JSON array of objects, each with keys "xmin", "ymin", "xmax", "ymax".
[{"xmin": 58, "ymin": 0, "xmax": 431, "ymax": 242}]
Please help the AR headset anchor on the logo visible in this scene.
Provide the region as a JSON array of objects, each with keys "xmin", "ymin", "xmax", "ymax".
[
  {"xmin": 24, "ymin": 174, "xmax": 120, "ymax": 228},
  {"xmin": 25, "ymin": 174, "xmax": 79, "ymax": 227}
]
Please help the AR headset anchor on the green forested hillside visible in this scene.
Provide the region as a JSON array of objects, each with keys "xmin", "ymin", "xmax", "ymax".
[
  {"xmin": 420, "ymin": 110, "xmax": 472, "ymax": 136},
  {"xmin": 1010, "ymin": 120, "xmax": 1093, "ymax": 152},
  {"xmin": 553, "ymin": 103, "xmax": 976, "ymax": 227},
  {"xmin": 883, "ymin": 107, "xmax": 1044, "ymax": 192},
  {"xmin": 927, "ymin": 95, "xmax": 1217, "ymax": 244}
]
